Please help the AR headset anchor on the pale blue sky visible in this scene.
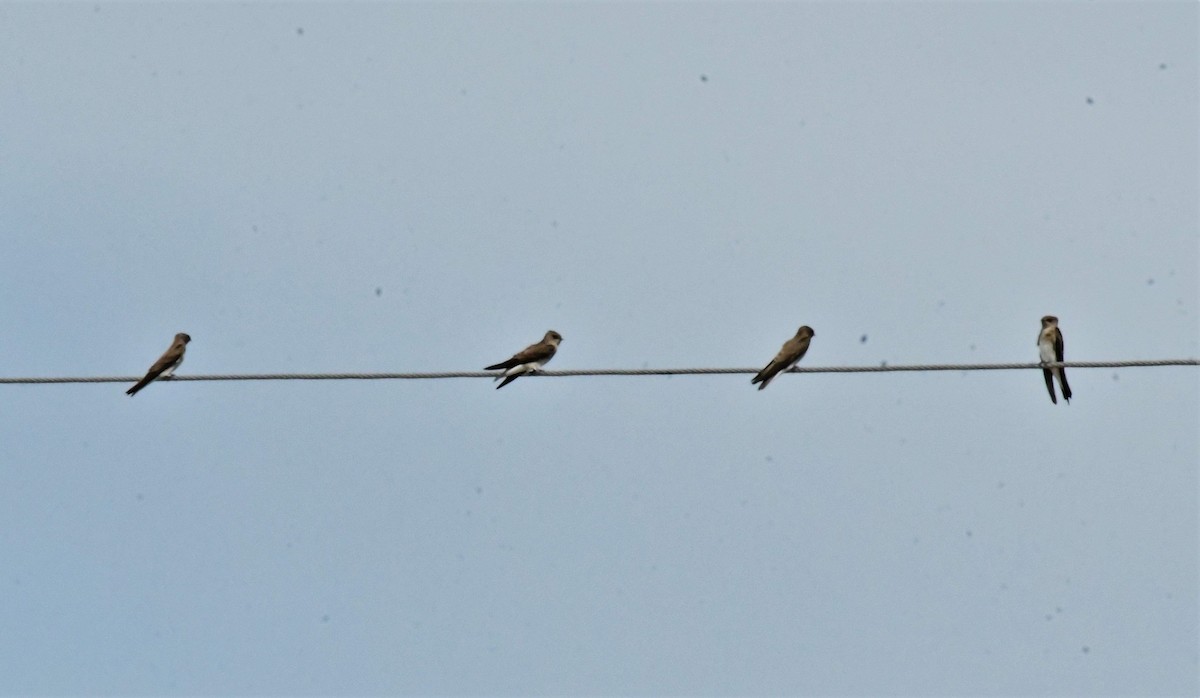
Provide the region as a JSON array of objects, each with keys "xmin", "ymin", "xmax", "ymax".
[{"xmin": 0, "ymin": 2, "xmax": 1197, "ymax": 695}]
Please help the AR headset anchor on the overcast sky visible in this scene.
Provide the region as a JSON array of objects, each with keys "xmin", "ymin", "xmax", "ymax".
[{"xmin": 1, "ymin": 2, "xmax": 1197, "ymax": 695}]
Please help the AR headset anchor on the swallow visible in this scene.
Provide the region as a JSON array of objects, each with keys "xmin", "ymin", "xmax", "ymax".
[
  {"xmin": 484, "ymin": 330, "xmax": 562, "ymax": 389},
  {"xmin": 127, "ymin": 333, "xmax": 191, "ymax": 396},
  {"xmin": 1037, "ymin": 315, "xmax": 1072, "ymax": 404},
  {"xmin": 752, "ymin": 325, "xmax": 815, "ymax": 390}
]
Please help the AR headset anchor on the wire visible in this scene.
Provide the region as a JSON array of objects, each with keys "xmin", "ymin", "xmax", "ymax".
[{"xmin": 0, "ymin": 360, "xmax": 1195, "ymax": 385}]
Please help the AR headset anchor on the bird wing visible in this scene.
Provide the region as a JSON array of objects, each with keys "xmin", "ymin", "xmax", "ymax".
[
  {"xmin": 147, "ymin": 343, "xmax": 185, "ymax": 375},
  {"xmin": 485, "ymin": 340, "xmax": 556, "ymax": 371},
  {"xmin": 511, "ymin": 340, "xmax": 556, "ymax": 364}
]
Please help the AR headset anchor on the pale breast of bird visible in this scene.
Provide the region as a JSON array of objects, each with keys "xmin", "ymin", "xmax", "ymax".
[{"xmin": 1038, "ymin": 336, "xmax": 1056, "ymax": 363}]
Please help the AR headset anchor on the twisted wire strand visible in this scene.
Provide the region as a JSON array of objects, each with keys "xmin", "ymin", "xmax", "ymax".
[{"xmin": 0, "ymin": 359, "xmax": 1195, "ymax": 385}]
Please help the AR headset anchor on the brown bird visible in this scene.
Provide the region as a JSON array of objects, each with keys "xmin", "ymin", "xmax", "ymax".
[
  {"xmin": 752, "ymin": 326, "xmax": 815, "ymax": 390},
  {"xmin": 1037, "ymin": 315, "xmax": 1072, "ymax": 404},
  {"xmin": 127, "ymin": 333, "xmax": 191, "ymax": 396},
  {"xmin": 484, "ymin": 330, "xmax": 562, "ymax": 389}
]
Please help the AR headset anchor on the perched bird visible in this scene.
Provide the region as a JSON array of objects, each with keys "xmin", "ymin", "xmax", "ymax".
[
  {"xmin": 752, "ymin": 326, "xmax": 815, "ymax": 390},
  {"xmin": 1037, "ymin": 315, "xmax": 1072, "ymax": 404},
  {"xmin": 484, "ymin": 330, "xmax": 562, "ymax": 389},
  {"xmin": 126, "ymin": 333, "xmax": 191, "ymax": 396}
]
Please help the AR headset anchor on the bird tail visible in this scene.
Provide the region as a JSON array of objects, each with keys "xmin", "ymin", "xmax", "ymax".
[
  {"xmin": 126, "ymin": 377, "xmax": 151, "ymax": 396},
  {"xmin": 1059, "ymin": 370, "xmax": 1072, "ymax": 403},
  {"xmin": 1042, "ymin": 368, "xmax": 1057, "ymax": 405},
  {"xmin": 495, "ymin": 374, "xmax": 519, "ymax": 389},
  {"xmin": 751, "ymin": 364, "xmax": 774, "ymax": 390}
]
